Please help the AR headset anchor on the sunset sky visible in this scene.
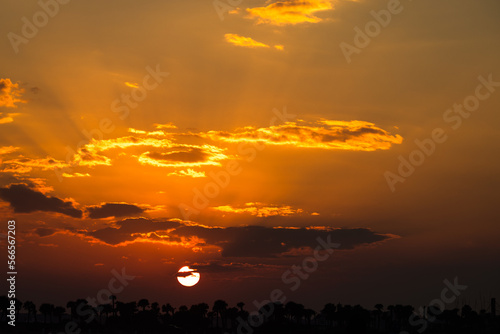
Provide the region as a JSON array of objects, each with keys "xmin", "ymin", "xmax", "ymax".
[{"xmin": 1, "ymin": 0, "xmax": 499, "ymax": 312}]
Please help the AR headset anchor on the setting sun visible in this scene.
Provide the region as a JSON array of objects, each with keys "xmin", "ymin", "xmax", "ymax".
[{"xmin": 177, "ymin": 266, "xmax": 201, "ymax": 287}]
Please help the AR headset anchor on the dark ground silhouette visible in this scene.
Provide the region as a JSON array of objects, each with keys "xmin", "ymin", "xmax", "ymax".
[{"xmin": 0, "ymin": 295, "xmax": 498, "ymax": 333}]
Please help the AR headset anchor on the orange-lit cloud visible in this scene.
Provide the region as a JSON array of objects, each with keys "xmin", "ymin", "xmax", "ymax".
[
  {"xmin": 212, "ymin": 202, "xmax": 304, "ymax": 217},
  {"xmin": 0, "ymin": 113, "xmax": 18, "ymax": 124},
  {"xmin": 62, "ymin": 172, "xmax": 91, "ymax": 178},
  {"xmin": 1, "ymin": 119, "xmax": 400, "ymax": 181},
  {"xmin": 124, "ymin": 82, "xmax": 139, "ymax": 88},
  {"xmin": 154, "ymin": 122, "xmax": 177, "ymax": 129},
  {"xmin": 2, "ymin": 156, "xmax": 71, "ymax": 172},
  {"xmin": 224, "ymin": 33, "xmax": 271, "ymax": 49},
  {"xmin": 201, "ymin": 119, "xmax": 403, "ymax": 151},
  {"xmin": 246, "ymin": 0, "xmax": 334, "ymax": 26},
  {"xmin": 168, "ymin": 169, "xmax": 206, "ymax": 178},
  {"xmin": 0, "ymin": 78, "xmax": 26, "ymax": 108},
  {"xmin": 70, "ymin": 134, "xmax": 228, "ymax": 172},
  {"xmin": 138, "ymin": 145, "xmax": 228, "ymax": 168},
  {"xmin": 0, "ymin": 146, "xmax": 19, "ymax": 155}
]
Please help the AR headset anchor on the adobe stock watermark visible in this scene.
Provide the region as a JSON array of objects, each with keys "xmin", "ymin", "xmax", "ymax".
[
  {"xmin": 7, "ymin": 0, "xmax": 72, "ymax": 54},
  {"xmin": 54, "ymin": 64, "xmax": 169, "ymax": 181},
  {"xmin": 59, "ymin": 267, "xmax": 135, "ymax": 334},
  {"xmin": 213, "ymin": 0, "xmax": 243, "ymax": 21},
  {"xmin": 227, "ymin": 235, "xmax": 340, "ymax": 334},
  {"xmin": 385, "ymin": 73, "xmax": 499, "ymax": 192},
  {"xmin": 340, "ymin": 0, "xmax": 413, "ymax": 64},
  {"xmin": 178, "ymin": 106, "xmax": 296, "ymax": 220},
  {"xmin": 402, "ymin": 277, "xmax": 467, "ymax": 334}
]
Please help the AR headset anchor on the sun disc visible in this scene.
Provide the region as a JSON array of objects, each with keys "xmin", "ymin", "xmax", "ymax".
[{"xmin": 177, "ymin": 266, "xmax": 200, "ymax": 287}]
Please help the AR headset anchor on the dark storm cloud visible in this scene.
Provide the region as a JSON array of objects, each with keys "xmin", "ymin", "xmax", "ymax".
[
  {"xmin": 86, "ymin": 203, "xmax": 145, "ymax": 219},
  {"xmin": 85, "ymin": 218, "xmax": 395, "ymax": 256},
  {"xmin": 86, "ymin": 218, "xmax": 181, "ymax": 245},
  {"xmin": 0, "ymin": 184, "xmax": 82, "ymax": 218}
]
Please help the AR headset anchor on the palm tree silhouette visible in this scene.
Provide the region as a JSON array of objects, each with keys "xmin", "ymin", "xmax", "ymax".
[
  {"xmin": 213, "ymin": 299, "xmax": 228, "ymax": 328},
  {"xmin": 151, "ymin": 302, "xmax": 160, "ymax": 316},
  {"xmin": 23, "ymin": 301, "xmax": 36, "ymax": 323},
  {"xmin": 237, "ymin": 302, "xmax": 245, "ymax": 313},
  {"xmin": 66, "ymin": 300, "xmax": 77, "ymax": 320},
  {"xmin": 39, "ymin": 303, "xmax": 54, "ymax": 324},
  {"xmin": 285, "ymin": 301, "xmax": 305, "ymax": 324},
  {"xmin": 321, "ymin": 303, "xmax": 336, "ymax": 327},
  {"xmin": 54, "ymin": 306, "xmax": 66, "ymax": 323},
  {"xmin": 303, "ymin": 308, "xmax": 316, "ymax": 326},
  {"xmin": 162, "ymin": 303, "xmax": 175, "ymax": 318},
  {"xmin": 374, "ymin": 304, "xmax": 383, "ymax": 330},
  {"xmin": 0, "ymin": 295, "xmax": 9, "ymax": 321},
  {"xmin": 109, "ymin": 295, "xmax": 117, "ymax": 317},
  {"xmin": 138, "ymin": 298, "xmax": 149, "ymax": 312}
]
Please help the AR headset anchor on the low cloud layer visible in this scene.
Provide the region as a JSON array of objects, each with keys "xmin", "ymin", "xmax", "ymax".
[
  {"xmin": 86, "ymin": 203, "xmax": 145, "ymax": 219},
  {"xmin": 77, "ymin": 218, "xmax": 395, "ymax": 257}
]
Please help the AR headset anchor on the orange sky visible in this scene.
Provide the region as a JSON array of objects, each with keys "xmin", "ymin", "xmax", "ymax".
[{"xmin": 1, "ymin": 0, "xmax": 500, "ymax": 311}]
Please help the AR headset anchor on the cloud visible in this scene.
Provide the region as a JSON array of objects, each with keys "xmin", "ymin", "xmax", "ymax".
[
  {"xmin": 86, "ymin": 203, "xmax": 145, "ymax": 219},
  {"xmin": 62, "ymin": 172, "xmax": 91, "ymax": 178},
  {"xmin": 0, "ymin": 184, "xmax": 82, "ymax": 218},
  {"xmin": 201, "ymin": 119, "xmax": 403, "ymax": 151},
  {"xmin": 190, "ymin": 262, "xmax": 278, "ymax": 274},
  {"xmin": 168, "ymin": 169, "xmax": 206, "ymax": 178},
  {"xmin": 0, "ymin": 113, "xmax": 17, "ymax": 124},
  {"xmin": 137, "ymin": 146, "xmax": 228, "ymax": 168},
  {"xmin": 212, "ymin": 202, "xmax": 304, "ymax": 217},
  {"xmin": 86, "ymin": 218, "xmax": 181, "ymax": 245},
  {"xmin": 246, "ymin": 0, "xmax": 334, "ymax": 26},
  {"xmin": 154, "ymin": 123, "xmax": 177, "ymax": 129},
  {"xmin": 190, "ymin": 262, "xmax": 247, "ymax": 274},
  {"xmin": 146, "ymin": 147, "xmax": 210, "ymax": 163},
  {"xmin": 83, "ymin": 218, "xmax": 396, "ymax": 257},
  {"xmin": 0, "ymin": 78, "xmax": 26, "ymax": 108},
  {"xmin": 224, "ymin": 33, "xmax": 271, "ymax": 49},
  {"xmin": 69, "ymin": 135, "xmax": 228, "ymax": 171},
  {"xmin": 2, "ymin": 118, "xmax": 400, "ymax": 181},
  {"xmin": 34, "ymin": 227, "xmax": 58, "ymax": 237},
  {"xmin": 124, "ymin": 82, "xmax": 139, "ymax": 88},
  {"xmin": 2, "ymin": 156, "xmax": 71, "ymax": 171},
  {"xmin": 0, "ymin": 146, "xmax": 19, "ymax": 155},
  {"xmin": 174, "ymin": 225, "xmax": 393, "ymax": 257}
]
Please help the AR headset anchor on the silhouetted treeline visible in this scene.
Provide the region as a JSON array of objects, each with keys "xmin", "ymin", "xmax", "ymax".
[{"xmin": 1, "ymin": 295, "xmax": 499, "ymax": 333}]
